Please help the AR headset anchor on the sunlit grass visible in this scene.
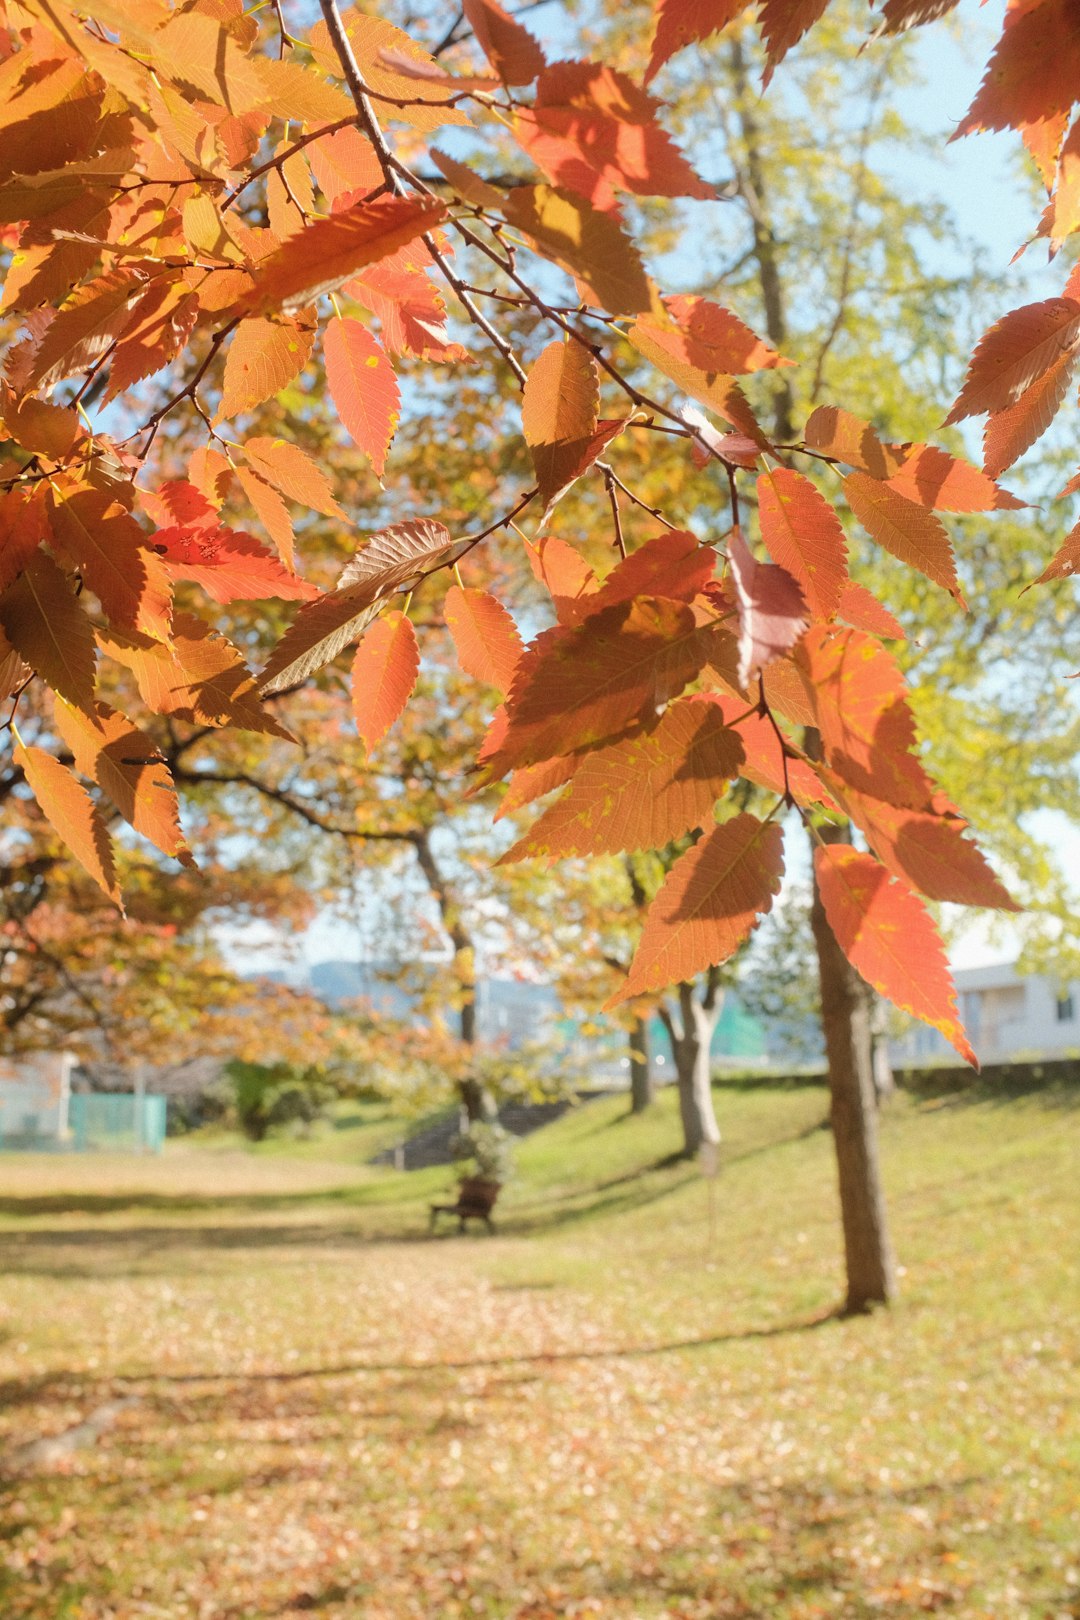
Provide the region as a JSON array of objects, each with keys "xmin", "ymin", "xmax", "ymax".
[{"xmin": 0, "ymin": 1078, "xmax": 1077, "ymax": 1618}]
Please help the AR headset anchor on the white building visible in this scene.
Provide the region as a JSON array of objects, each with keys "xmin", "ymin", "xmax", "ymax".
[
  {"xmin": 891, "ymin": 964, "xmax": 1080, "ymax": 1067},
  {"xmin": 0, "ymin": 1052, "xmax": 76, "ymax": 1146}
]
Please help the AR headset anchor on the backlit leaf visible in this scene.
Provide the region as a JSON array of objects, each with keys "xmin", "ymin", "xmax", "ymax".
[
  {"xmin": 445, "ymin": 586, "xmax": 523, "ymax": 693},
  {"xmin": 52, "ymin": 697, "xmax": 194, "ymax": 866},
  {"xmin": 155, "ymin": 522, "xmax": 319, "ymax": 604},
  {"xmin": 981, "ymin": 349, "xmax": 1076, "ymax": 477},
  {"xmin": 0, "ymin": 549, "xmax": 96, "ymax": 711},
  {"xmin": 837, "ymin": 580, "xmax": 905, "ymax": 641},
  {"xmin": 48, "ymin": 486, "xmax": 172, "ymax": 638},
  {"xmin": 1030, "ymin": 518, "xmax": 1080, "ymax": 586},
  {"xmin": 759, "ymin": 0, "xmax": 832, "ymax": 82},
  {"xmin": 803, "ymin": 405, "xmax": 908, "ymax": 478},
  {"xmin": 524, "ymin": 535, "xmax": 600, "ymax": 625},
  {"xmin": 28, "ymin": 269, "xmax": 143, "ymax": 390},
  {"xmin": 843, "ymin": 472, "xmax": 965, "ymax": 605},
  {"xmin": 727, "ymin": 527, "xmax": 807, "ymax": 688},
  {"xmin": 351, "ymin": 609, "xmax": 420, "ymax": 750},
  {"xmin": 757, "ymin": 467, "xmax": 847, "ymax": 620},
  {"xmin": 591, "ymin": 528, "xmax": 715, "ymax": 612},
  {"xmin": 814, "ymin": 844, "xmax": 975, "ymax": 1066},
  {"xmin": 101, "ymin": 614, "xmax": 293, "ymax": 737},
  {"xmin": 609, "ymin": 814, "xmax": 784, "ymax": 1005},
  {"xmin": 503, "ymin": 184, "xmax": 658, "ymax": 315},
  {"xmin": 645, "ymin": 0, "xmax": 750, "ymax": 83},
  {"xmin": 944, "ymin": 296, "xmax": 1080, "ymax": 423},
  {"xmin": 13, "ymin": 741, "xmax": 120, "ymax": 906},
  {"xmin": 501, "ymin": 697, "xmax": 744, "ymax": 861},
  {"xmin": 522, "ymin": 338, "xmax": 599, "ymax": 510},
  {"xmin": 463, "ymin": 0, "xmax": 546, "ymax": 84},
  {"xmin": 241, "ymin": 438, "xmax": 344, "ymax": 519},
  {"xmin": 956, "ymin": 0, "xmax": 1080, "ymax": 138},
  {"xmin": 324, "ymin": 316, "xmax": 400, "ymax": 477},
  {"xmin": 218, "ymin": 313, "xmax": 316, "ymax": 421},
  {"xmin": 883, "ymin": 442, "xmax": 1026, "ymax": 512}
]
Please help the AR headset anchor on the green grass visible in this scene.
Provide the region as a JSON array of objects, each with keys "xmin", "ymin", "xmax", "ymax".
[{"xmin": 1, "ymin": 1079, "xmax": 1078, "ymax": 1619}]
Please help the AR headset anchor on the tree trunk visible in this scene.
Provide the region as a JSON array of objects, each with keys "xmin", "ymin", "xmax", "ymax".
[
  {"xmin": 629, "ymin": 1014, "xmax": 655, "ymax": 1113},
  {"xmin": 870, "ymin": 996, "xmax": 896, "ymax": 1103},
  {"xmin": 666, "ymin": 983, "xmax": 721, "ymax": 1158},
  {"xmin": 810, "ymin": 825, "xmax": 897, "ymax": 1313}
]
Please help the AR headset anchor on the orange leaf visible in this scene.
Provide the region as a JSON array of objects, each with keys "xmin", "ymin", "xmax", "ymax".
[
  {"xmin": 234, "ymin": 196, "xmax": 446, "ymax": 317},
  {"xmin": 524, "ymin": 535, "xmax": 600, "ymax": 625},
  {"xmin": 727, "ymin": 528, "xmax": 807, "ymax": 688},
  {"xmin": 802, "ymin": 405, "xmax": 907, "ymax": 478},
  {"xmin": 706, "ymin": 691, "xmax": 836, "ymax": 808},
  {"xmin": 608, "ymin": 814, "xmax": 784, "ymax": 1005},
  {"xmin": 100, "ymin": 614, "xmax": 293, "ymax": 738},
  {"xmin": 814, "ymin": 844, "xmax": 975, "ymax": 1066},
  {"xmin": 645, "ymin": 0, "xmax": 750, "ymax": 83},
  {"xmin": 0, "ymin": 484, "xmax": 48, "ymax": 593},
  {"xmin": 981, "ymin": 349, "xmax": 1076, "ymax": 477},
  {"xmin": 308, "ymin": 126, "xmax": 384, "ymax": 208},
  {"xmin": 52, "ymin": 697, "xmax": 194, "ymax": 866},
  {"xmin": 241, "ymin": 437, "xmax": 345, "ymax": 519},
  {"xmin": 28, "ymin": 270, "xmax": 144, "ymax": 391},
  {"xmin": 445, "ymin": 586, "xmax": 522, "ymax": 693},
  {"xmin": 1030, "ymin": 518, "xmax": 1080, "ymax": 586},
  {"xmin": 759, "ymin": 0, "xmax": 831, "ymax": 83},
  {"xmin": 324, "ymin": 316, "xmax": 400, "ymax": 477},
  {"xmin": 837, "ymin": 580, "xmax": 905, "ymax": 641},
  {"xmin": 218, "ymin": 313, "xmax": 316, "ymax": 421},
  {"xmin": 501, "ymin": 697, "xmax": 744, "ymax": 861},
  {"xmin": 796, "ymin": 625, "xmax": 935, "ymax": 810},
  {"xmin": 956, "ymin": 0, "xmax": 1080, "ymax": 139},
  {"xmin": 592, "ymin": 528, "xmax": 715, "ymax": 613},
  {"xmin": 463, "ymin": 0, "xmax": 546, "ymax": 84},
  {"xmin": 47, "ymin": 485, "xmax": 173, "ymax": 638},
  {"xmin": 522, "ymin": 338, "xmax": 599, "ymax": 511},
  {"xmin": 234, "ymin": 467, "xmax": 295, "ymax": 567},
  {"xmin": 14, "ymin": 741, "xmax": 120, "ymax": 906},
  {"xmin": 883, "ymin": 442, "xmax": 1026, "ymax": 512},
  {"xmin": 495, "ymin": 754, "xmax": 580, "ymax": 820},
  {"xmin": 502, "ymin": 184, "xmax": 658, "ymax": 315},
  {"xmin": 351, "ymin": 609, "xmax": 419, "ymax": 751},
  {"xmin": 843, "ymin": 472, "xmax": 965, "ymax": 606},
  {"xmin": 945, "ymin": 295, "xmax": 1080, "ymax": 423},
  {"xmin": 103, "ymin": 277, "xmax": 199, "ymax": 403},
  {"xmin": 628, "ymin": 303, "xmax": 776, "ymax": 441},
  {"xmin": 0, "ymin": 549, "xmax": 96, "ymax": 710},
  {"xmin": 757, "ymin": 467, "xmax": 847, "ymax": 620}
]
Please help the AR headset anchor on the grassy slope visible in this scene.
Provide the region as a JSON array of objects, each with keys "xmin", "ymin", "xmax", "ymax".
[{"xmin": 0, "ymin": 1079, "xmax": 1077, "ymax": 1619}]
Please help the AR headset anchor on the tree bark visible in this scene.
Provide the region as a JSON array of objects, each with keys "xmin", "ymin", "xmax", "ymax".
[
  {"xmin": 810, "ymin": 820, "xmax": 897, "ymax": 1313},
  {"xmin": 411, "ymin": 829, "xmax": 493, "ymax": 1123},
  {"xmin": 661, "ymin": 981, "xmax": 722, "ymax": 1158},
  {"xmin": 629, "ymin": 1013, "xmax": 655, "ymax": 1113}
]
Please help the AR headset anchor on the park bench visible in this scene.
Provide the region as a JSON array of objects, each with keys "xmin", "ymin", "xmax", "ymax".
[{"xmin": 429, "ymin": 1177, "xmax": 500, "ymax": 1234}]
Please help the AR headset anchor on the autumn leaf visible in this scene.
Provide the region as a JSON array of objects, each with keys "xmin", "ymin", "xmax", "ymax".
[
  {"xmin": 1029, "ymin": 519, "xmax": 1080, "ymax": 587},
  {"xmin": 217, "ymin": 314, "xmax": 316, "ymax": 421},
  {"xmin": 0, "ymin": 549, "xmax": 96, "ymax": 711},
  {"xmin": 260, "ymin": 521, "xmax": 454, "ymax": 693},
  {"xmin": 883, "ymin": 442, "xmax": 1026, "ymax": 513},
  {"xmin": 503, "ymin": 185, "xmax": 658, "ymax": 315},
  {"xmin": 28, "ymin": 269, "xmax": 144, "ymax": 391},
  {"xmin": 759, "ymin": 0, "xmax": 832, "ymax": 83},
  {"xmin": 233, "ymin": 196, "xmax": 447, "ymax": 317},
  {"xmin": 796, "ymin": 625, "xmax": 936, "ymax": 811},
  {"xmin": 981, "ymin": 349, "xmax": 1076, "ymax": 478},
  {"xmin": 351, "ymin": 610, "xmax": 420, "ymax": 751},
  {"xmin": 521, "ymin": 338, "xmax": 599, "ymax": 512},
  {"xmin": 100, "ymin": 614, "xmax": 293, "ymax": 738},
  {"xmin": 843, "ymin": 472, "xmax": 966, "ymax": 606},
  {"xmin": 444, "ymin": 586, "xmax": 523, "ymax": 693},
  {"xmin": 241, "ymin": 438, "xmax": 345, "ymax": 520},
  {"xmin": 628, "ymin": 304, "xmax": 775, "ymax": 442},
  {"xmin": 608, "ymin": 814, "xmax": 785, "ymax": 1005},
  {"xmin": 13, "ymin": 741, "xmax": 120, "ymax": 907},
  {"xmin": 324, "ymin": 316, "xmax": 400, "ymax": 477},
  {"xmin": 591, "ymin": 528, "xmax": 716, "ymax": 612},
  {"xmin": 463, "ymin": 0, "xmax": 546, "ymax": 84},
  {"xmin": 955, "ymin": 0, "xmax": 1080, "ymax": 138},
  {"xmin": 802, "ymin": 405, "xmax": 908, "ymax": 479},
  {"xmin": 814, "ymin": 844, "xmax": 976, "ymax": 1066},
  {"xmin": 154, "ymin": 522, "xmax": 319, "ymax": 604},
  {"xmin": 727, "ymin": 527, "xmax": 808, "ymax": 688},
  {"xmin": 48, "ymin": 485, "xmax": 173, "ymax": 637},
  {"xmin": 757, "ymin": 467, "xmax": 848, "ymax": 620},
  {"xmin": 524, "ymin": 535, "xmax": 600, "ymax": 625},
  {"xmin": 52, "ymin": 697, "xmax": 194, "ymax": 866},
  {"xmin": 501, "ymin": 697, "xmax": 745, "ymax": 861},
  {"xmin": 706, "ymin": 691, "xmax": 836, "ymax": 808},
  {"xmin": 944, "ymin": 296, "xmax": 1080, "ymax": 423},
  {"xmin": 645, "ymin": 0, "xmax": 750, "ymax": 83},
  {"xmin": 837, "ymin": 580, "xmax": 905, "ymax": 641}
]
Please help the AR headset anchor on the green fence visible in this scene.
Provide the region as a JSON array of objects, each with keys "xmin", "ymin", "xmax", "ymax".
[{"xmin": 69, "ymin": 1093, "xmax": 167, "ymax": 1153}]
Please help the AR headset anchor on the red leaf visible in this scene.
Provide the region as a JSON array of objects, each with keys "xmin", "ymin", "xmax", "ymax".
[
  {"xmin": 516, "ymin": 62, "xmax": 714, "ymax": 210},
  {"xmin": 727, "ymin": 527, "xmax": 807, "ymax": 688},
  {"xmin": 757, "ymin": 466, "xmax": 848, "ymax": 620},
  {"xmin": 233, "ymin": 196, "xmax": 447, "ymax": 316},
  {"xmin": 521, "ymin": 338, "xmax": 600, "ymax": 511},
  {"xmin": 347, "ymin": 254, "xmax": 470, "ymax": 363},
  {"xmin": 706, "ymin": 691, "xmax": 836, "ymax": 808},
  {"xmin": 802, "ymin": 405, "xmax": 908, "ymax": 479},
  {"xmin": 444, "ymin": 586, "xmax": 522, "ymax": 694},
  {"xmin": 645, "ymin": 0, "xmax": 749, "ymax": 83},
  {"xmin": 837, "ymin": 580, "xmax": 905, "ymax": 641},
  {"xmin": 502, "ymin": 697, "xmax": 745, "ymax": 861},
  {"xmin": 956, "ymin": 0, "xmax": 1080, "ymax": 138},
  {"xmin": 52, "ymin": 697, "xmax": 194, "ymax": 866},
  {"xmin": 14, "ymin": 741, "xmax": 120, "ymax": 906},
  {"xmin": 981, "ymin": 348, "xmax": 1076, "ymax": 477},
  {"xmin": 758, "ymin": 0, "xmax": 831, "ymax": 83},
  {"xmin": 796, "ymin": 625, "xmax": 936, "ymax": 810},
  {"xmin": 155, "ymin": 523, "xmax": 319, "ymax": 604},
  {"xmin": 495, "ymin": 754, "xmax": 580, "ymax": 820},
  {"xmin": 463, "ymin": 0, "xmax": 546, "ymax": 84},
  {"xmin": 814, "ymin": 844, "xmax": 976, "ymax": 1066},
  {"xmin": 592, "ymin": 529, "xmax": 716, "ymax": 612},
  {"xmin": 883, "ymin": 441, "xmax": 1026, "ymax": 512},
  {"xmin": 351, "ymin": 610, "xmax": 419, "ymax": 751},
  {"xmin": 843, "ymin": 472, "xmax": 965, "ymax": 606},
  {"xmin": 944, "ymin": 296, "xmax": 1080, "ymax": 423},
  {"xmin": 324, "ymin": 316, "xmax": 400, "ymax": 477},
  {"xmin": 608, "ymin": 814, "xmax": 784, "ymax": 1004}
]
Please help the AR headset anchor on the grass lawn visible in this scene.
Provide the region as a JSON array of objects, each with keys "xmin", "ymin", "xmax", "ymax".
[{"xmin": 0, "ymin": 1078, "xmax": 1077, "ymax": 1619}]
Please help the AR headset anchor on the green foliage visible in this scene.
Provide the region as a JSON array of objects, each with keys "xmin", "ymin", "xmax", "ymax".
[{"xmin": 225, "ymin": 1059, "xmax": 337, "ymax": 1143}]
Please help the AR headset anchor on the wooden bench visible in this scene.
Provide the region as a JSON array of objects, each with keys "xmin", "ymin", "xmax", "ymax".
[{"xmin": 429, "ymin": 1178, "xmax": 500, "ymax": 1234}]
